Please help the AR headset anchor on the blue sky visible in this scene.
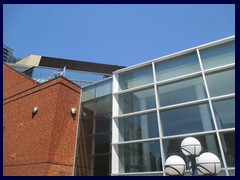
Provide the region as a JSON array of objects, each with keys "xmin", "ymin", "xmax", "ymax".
[{"xmin": 3, "ymin": 4, "xmax": 235, "ymax": 67}]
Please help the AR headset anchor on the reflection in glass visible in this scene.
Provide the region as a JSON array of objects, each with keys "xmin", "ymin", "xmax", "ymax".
[
  {"xmin": 160, "ymin": 103, "xmax": 214, "ymax": 136},
  {"xmin": 119, "ymin": 141, "xmax": 162, "ymax": 173},
  {"xmin": 119, "ymin": 65, "xmax": 153, "ymax": 90},
  {"xmin": 119, "ymin": 87, "xmax": 156, "ymax": 114},
  {"xmin": 75, "ymin": 157, "xmax": 91, "ymax": 176},
  {"xmin": 95, "ymin": 133, "xmax": 110, "ymax": 154},
  {"xmin": 212, "ymin": 98, "xmax": 235, "ymax": 129},
  {"xmin": 158, "ymin": 76, "xmax": 207, "ymax": 107},
  {"xmin": 200, "ymin": 41, "xmax": 235, "ymax": 70},
  {"xmin": 119, "ymin": 112, "xmax": 159, "ymax": 141},
  {"xmin": 205, "ymin": 69, "xmax": 235, "ymax": 97},
  {"xmin": 93, "ymin": 155, "xmax": 110, "ymax": 176},
  {"xmin": 220, "ymin": 131, "xmax": 235, "ymax": 167},
  {"xmin": 155, "ymin": 52, "xmax": 200, "ymax": 81}
]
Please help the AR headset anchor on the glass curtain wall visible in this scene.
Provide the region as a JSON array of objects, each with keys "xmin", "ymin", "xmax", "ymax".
[
  {"xmin": 22, "ymin": 66, "xmax": 107, "ymax": 87},
  {"xmin": 74, "ymin": 79, "xmax": 112, "ymax": 176},
  {"xmin": 112, "ymin": 37, "xmax": 235, "ymax": 176}
]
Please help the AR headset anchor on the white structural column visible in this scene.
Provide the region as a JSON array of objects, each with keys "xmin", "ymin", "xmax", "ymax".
[
  {"xmin": 152, "ymin": 62, "xmax": 166, "ymax": 175},
  {"xmin": 196, "ymin": 49, "xmax": 229, "ymax": 176},
  {"xmin": 112, "ymin": 73, "xmax": 120, "ymax": 175}
]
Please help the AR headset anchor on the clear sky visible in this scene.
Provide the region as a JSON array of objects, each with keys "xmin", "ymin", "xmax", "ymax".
[{"xmin": 3, "ymin": 4, "xmax": 235, "ymax": 67}]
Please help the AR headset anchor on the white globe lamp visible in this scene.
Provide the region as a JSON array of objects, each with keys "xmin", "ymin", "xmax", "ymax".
[
  {"xmin": 165, "ymin": 155, "xmax": 186, "ymax": 176},
  {"xmin": 181, "ymin": 137, "xmax": 202, "ymax": 156},
  {"xmin": 197, "ymin": 152, "xmax": 221, "ymax": 175}
]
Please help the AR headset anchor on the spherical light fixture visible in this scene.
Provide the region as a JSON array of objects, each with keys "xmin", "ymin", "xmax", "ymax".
[
  {"xmin": 181, "ymin": 137, "xmax": 202, "ymax": 156},
  {"xmin": 165, "ymin": 155, "xmax": 186, "ymax": 176},
  {"xmin": 197, "ymin": 152, "xmax": 221, "ymax": 175}
]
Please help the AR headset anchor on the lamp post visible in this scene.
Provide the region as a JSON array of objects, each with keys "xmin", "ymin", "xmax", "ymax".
[{"xmin": 164, "ymin": 137, "xmax": 221, "ymax": 176}]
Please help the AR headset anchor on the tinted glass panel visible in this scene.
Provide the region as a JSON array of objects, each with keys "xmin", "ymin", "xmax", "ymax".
[
  {"xmin": 119, "ymin": 65, "xmax": 153, "ymax": 90},
  {"xmin": 95, "ymin": 133, "xmax": 110, "ymax": 154},
  {"xmin": 200, "ymin": 41, "xmax": 235, "ymax": 69},
  {"xmin": 119, "ymin": 87, "xmax": 156, "ymax": 114},
  {"xmin": 212, "ymin": 98, "xmax": 235, "ymax": 129},
  {"xmin": 155, "ymin": 52, "xmax": 200, "ymax": 81},
  {"xmin": 160, "ymin": 103, "xmax": 214, "ymax": 136},
  {"xmin": 220, "ymin": 131, "xmax": 235, "ymax": 167},
  {"xmin": 119, "ymin": 112, "xmax": 159, "ymax": 141},
  {"xmin": 93, "ymin": 155, "xmax": 110, "ymax": 176},
  {"xmin": 206, "ymin": 69, "xmax": 235, "ymax": 97},
  {"xmin": 119, "ymin": 141, "xmax": 162, "ymax": 173},
  {"xmin": 158, "ymin": 76, "xmax": 207, "ymax": 107}
]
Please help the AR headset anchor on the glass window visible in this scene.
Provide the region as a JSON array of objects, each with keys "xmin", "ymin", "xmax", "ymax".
[
  {"xmin": 206, "ymin": 69, "xmax": 235, "ymax": 97},
  {"xmin": 119, "ymin": 65, "xmax": 153, "ymax": 90},
  {"xmin": 212, "ymin": 98, "xmax": 235, "ymax": 129},
  {"xmin": 119, "ymin": 141, "xmax": 162, "ymax": 173},
  {"xmin": 77, "ymin": 136, "xmax": 93, "ymax": 157},
  {"xmin": 160, "ymin": 103, "xmax": 214, "ymax": 136},
  {"xmin": 200, "ymin": 41, "xmax": 235, "ymax": 70},
  {"xmin": 93, "ymin": 154, "xmax": 110, "ymax": 176},
  {"xmin": 95, "ymin": 114, "xmax": 111, "ymax": 134},
  {"xmin": 119, "ymin": 87, "xmax": 156, "ymax": 114},
  {"xmin": 163, "ymin": 134, "xmax": 222, "ymax": 167},
  {"xmin": 119, "ymin": 112, "xmax": 159, "ymax": 142},
  {"xmin": 81, "ymin": 87, "xmax": 96, "ymax": 102},
  {"xmin": 96, "ymin": 79, "xmax": 112, "ymax": 98},
  {"xmin": 94, "ymin": 133, "xmax": 110, "ymax": 154},
  {"xmin": 220, "ymin": 131, "xmax": 235, "ymax": 167},
  {"xmin": 155, "ymin": 52, "xmax": 200, "ymax": 82},
  {"xmin": 80, "ymin": 101, "xmax": 95, "ymax": 136},
  {"xmin": 75, "ymin": 156, "xmax": 91, "ymax": 176},
  {"xmin": 158, "ymin": 76, "xmax": 207, "ymax": 107}
]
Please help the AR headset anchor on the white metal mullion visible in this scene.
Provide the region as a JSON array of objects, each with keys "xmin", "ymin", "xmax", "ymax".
[
  {"xmin": 152, "ymin": 62, "xmax": 166, "ymax": 176},
  {"xmin": 111, "ymin": 73, "xmax": 119, "ymax": 175},
  {"xmin": 196, "ymin": 49, "xmax": 229, "ymax": 176}
]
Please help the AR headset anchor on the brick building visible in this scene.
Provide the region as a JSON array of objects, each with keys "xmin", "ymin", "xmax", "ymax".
[{"xmin": 3, "ymin": 63, "xmax": 81, "ymax": 176}]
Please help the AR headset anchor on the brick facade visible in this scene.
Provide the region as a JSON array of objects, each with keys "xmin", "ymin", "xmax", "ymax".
[{"xmin": 3, "ymin": 64, "xmax": 81, "ymax": 176}]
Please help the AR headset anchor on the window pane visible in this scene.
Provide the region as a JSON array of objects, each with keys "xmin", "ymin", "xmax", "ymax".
[
  {"xmin": 78, "ymin": 136, "xmax": 93, "ymax": 157},
  {"xmin": 160, "ymin": 103, "xmax": 214, "ymax": 136},
  {"xmin": 93, "ymin": 155, "xmax": 110, "ymax": 176},
  {"xmin": 80, "ymin": 101, "xmax": 94, "ymax": 136},
  {"xmin": 200, "ymin": 41, "xmax": 235, "ymax": 69},
  {"xmin": 220, "ymin": 131, "xmax": 235, "ymax": 167},
  {"xmin": 158, "ymin": 76, "xmax": 207, "ymax": 107},
  {"xmin": 95, "ymin": 114, "xmax": 111, "ymax": 134},
  {"xmin": 155, "ymin": 52, "xmax": 200, "ymax": 81},
  {"xmin": 119, "ymin": 141, "xmax": 162, "ymax": 173},
  {"xmin": 82, "ymin": 87, "xmax": 95, "ymax": 102},
  {"xmin": 119, "ymin": 65, "xmax": 153, "ymax": 90},
  {"xmin": 96, "ymin": 79, "xmax": 112, "ymax": 98},
  {"xmin": 119, "ymin": 112, "xmax": 159, "ymax": 142},
  {"xmin": 206, "ymin": 69, "xmax": 235, "ymax": 97},
  {"xmin": 94, "ymin": 133, "xmax": 110, "ymax": 154},
  {"xmin": 212, "ymin": 98, "xmax": 235, "ymax": 129},
  {"xmin": 75, "ymin": 157, "xmax": 91, "ymax": 176},
  {"xmin": 119, "ymin": 87, "xmax": 156, "ymax": 114}
]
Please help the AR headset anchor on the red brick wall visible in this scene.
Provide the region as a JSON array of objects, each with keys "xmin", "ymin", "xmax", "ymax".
[
  {"xmin": 3, "ymin": 77, "xmax": 81, "ymax": 176},
  {"xmin": 3, "ymin": 63, "xmax": 35, "ymax": 99}
]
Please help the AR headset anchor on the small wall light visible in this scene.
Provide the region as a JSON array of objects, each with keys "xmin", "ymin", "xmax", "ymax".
[
  {"xmin": 32, "ymin": 106, "xmax": 38, "ymax": 114},
  {"xmin": 71, "ymin": 107, "xmax": 76, "ymax": 115}
]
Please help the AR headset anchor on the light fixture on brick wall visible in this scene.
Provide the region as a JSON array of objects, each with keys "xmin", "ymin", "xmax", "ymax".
[
  {"xmin": 71, "ymin": 107, "xmax": 76, "ymax": 115},
  {"xmin": 32, "ymin": 106, "xmax": 38, "ymax": 114}
]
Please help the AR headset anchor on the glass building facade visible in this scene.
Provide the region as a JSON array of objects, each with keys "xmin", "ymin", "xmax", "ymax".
[
  {"xmin": 74, "ymin": 79, "xmax": 113, "ymax": 175},
  {"xmin": 20, "ymin": 66, "xmax": 109, "ymax": 87},
  {"xmin": 71, "ymin": 36, "xmax": 234, "ymax": 176},
  {"xmin": 111, "ymin": 36, "xmax": 235, "ymax": 176}
]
